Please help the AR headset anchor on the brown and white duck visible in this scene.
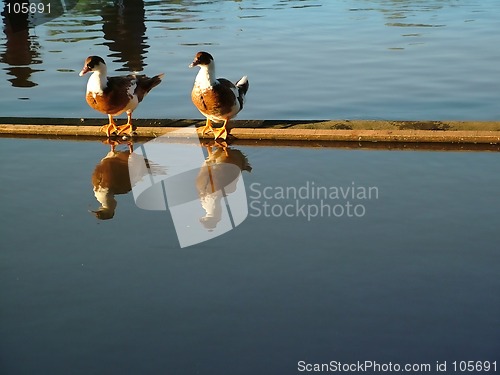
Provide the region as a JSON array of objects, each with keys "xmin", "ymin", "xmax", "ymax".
[
  {"xmin": 91, "ymin": 142, "xmax": 133, "ymax": 220},
  {"xmin": 189, "ymin": 51, "xmax": 249, "ymax": 140},
  {"xmin": 91, "ymin": 140, "xmax": 166, "ymax": 220},
  {"xmin": 79, "ymin": 55, "xmax": 164, "ymax": 137},
  {"xmin": 196, "ymin": 143, "xmax": 252, "ymax": 229}
]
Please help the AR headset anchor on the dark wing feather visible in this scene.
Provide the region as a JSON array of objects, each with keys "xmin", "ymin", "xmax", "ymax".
[
  {"xmin": 191, "ymin": 78, "xmax": 237, "ymax": 117},
  {"xmin": 86, "ymin": 75, "xmax": 136, "ymax": 114},
  {"xmin": 134, "ymin": 74, "xmax": 164, "ymax": 102},
  {"xmin": 106, "ymin": 75, "xmax": 136, "ymax": 99}
]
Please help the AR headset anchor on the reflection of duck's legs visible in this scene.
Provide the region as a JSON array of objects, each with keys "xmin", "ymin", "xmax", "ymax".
[
  {"xmin": 100, "ymin": 114, "xmax": 119, "ymax": 137},
  {"xmin": 102, "ymin": 139, "xmax": 134, "ymax": 153},
  {"xmin": 200, "ymin": 118, "xmax": 214, "ymax": 137},
  {"xmin": 214, "ymin": 139, "xmax": 228, "ymax": 151},
  {"xmin": 205, "ymin": 144, "xmax": 229, "ymax": 158},
  {"xmin": 117, "ymin": 111, "xmax": 134, "ymax": 136}
]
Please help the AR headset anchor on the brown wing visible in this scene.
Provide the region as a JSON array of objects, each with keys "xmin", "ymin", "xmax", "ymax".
[
  {"xmin": 86, "ymin": 76, "xmax": 136, "ymax": 115},
  {"xmin": 191, "ymin": 78, "xmax": 237, "ymax": 119},
  {"xmin": 92, "ymin": 152, "xmax": 132, "ymax": 194}
]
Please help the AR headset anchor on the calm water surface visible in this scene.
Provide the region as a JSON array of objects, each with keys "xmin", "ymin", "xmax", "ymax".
[
  {"xmin": 0, "ymin": 137, "xmax": 499, "ymax": 374},
  {"xmin": 1, "ymin": 0, "xmax": 500, "ymax": 120},
  {"xmin": 1, "ymin": 0, "xmax": 500, "ymax": 372}
]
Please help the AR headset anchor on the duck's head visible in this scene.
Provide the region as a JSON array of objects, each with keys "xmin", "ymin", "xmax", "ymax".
[
  {"xmin": 189, "ymin": 51, "xmax": 214, "ymax": 69},
  {"xmin": 91, "ymin": 206, "xmax": 115, "ymax": 220},
  {"xmin": 79, "ymin": 55, "xmax": 106, "ymax": 76}
]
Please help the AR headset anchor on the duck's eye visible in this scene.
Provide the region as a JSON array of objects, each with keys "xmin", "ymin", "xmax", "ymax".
[{"xmin": 87, "ymin": 65, "xmax": 92, "ymax": 69}]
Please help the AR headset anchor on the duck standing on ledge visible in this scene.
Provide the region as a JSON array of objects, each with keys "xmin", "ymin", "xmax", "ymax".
[
  {"xmin": 79, "ymin": 56, "xmax": 164, "ymax": 137},
  {"xmin": 189, "ymin": 51, "xmax": 249, "ymax": 140}
]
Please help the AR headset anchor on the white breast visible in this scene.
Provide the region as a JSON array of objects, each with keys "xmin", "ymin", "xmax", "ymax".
[
  {"xmin": 195, "ymin": 67, "xmax": 218, "ymax": 91},
  {"xmin": 87, "ymin": 72, "xmax": 105, "ymax": 96}
]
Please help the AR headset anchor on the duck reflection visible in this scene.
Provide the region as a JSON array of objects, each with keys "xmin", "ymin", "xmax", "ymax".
[
  {"xmin": 91, "ymin": 139, "xmax": 164, "ymax": 220},
  {"xmin": 1, "ymin": 0, "xmax": 42, "ymax": 87},
  {"xmin": 196, "ymin": 141, "xmax": 252, "ymax": 230},
  {"xmin": 91, "ymin": 140, "xmax": 134, "ymax": 220},
  {"xmin": 101, "ymin": 0, "xmax": 148, "ymax": 72}
]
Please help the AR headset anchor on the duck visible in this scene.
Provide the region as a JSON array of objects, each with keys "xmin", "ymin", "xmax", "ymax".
[
  {"xmin": 91, "ymin": 139, "xmax": 166, "ymax": 219},
  {"xmin": 189, "ymin": 51, "xmax": 249, "ymax": 140},
  {"xmin": 196, "ymin": 142, "xmax": 252, "ymax": 229},
  {"xmin": 91, "ymin": 141, "xmax": 133, "ymax": 220},
  {"xmin": 79, "ymin": 55, "xmax": 164, "ymax": 137}
]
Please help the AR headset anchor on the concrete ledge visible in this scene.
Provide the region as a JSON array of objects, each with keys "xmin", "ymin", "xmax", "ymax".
[{"xmin": 1, "ymin": 119, "xmax": 500, "ymax": 144}]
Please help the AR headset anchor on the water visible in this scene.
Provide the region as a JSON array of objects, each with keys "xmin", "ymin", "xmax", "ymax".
[
  {"xmin": 1, "ymin": 0, "xmax": 500, "ymax": 120},
  {"xmin": 1, "ymin": 1, "xmax": 500, "ymax": 373},
  {"xmin": 1, "ymin": 137, "xmax": 499, "ymax": 374}
]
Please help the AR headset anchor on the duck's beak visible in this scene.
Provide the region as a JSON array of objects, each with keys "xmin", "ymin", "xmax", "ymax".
[
  {"xmin": 90, "ymin": 208, "xmax": 115, "ymax": 220},
  {"xmin": 79, "ymin": 66, "xmax": 90, "ymax": 76},
  {"xmin": 189, "ymin": 60, "xmax": 198, "ymax": 68}
]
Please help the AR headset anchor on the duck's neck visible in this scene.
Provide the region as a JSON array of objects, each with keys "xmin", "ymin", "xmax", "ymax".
[
  {"xmin": 94, "ymin": 186, "xmax": 117, "ymax": 209},
  {"xmin": 195, "ymin": 63, "xmax": 217, "ymax": 90},
  {"xmin": 87, "ymin": 66, "xmax": 108, "ymax": 93}
]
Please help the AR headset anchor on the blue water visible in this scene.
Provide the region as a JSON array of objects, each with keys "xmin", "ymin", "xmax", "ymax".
[
  {"xmin": 0, "ymin": 138, "xmax": 499, "ymax": 374},
  {"xmin": 1, "ymin": 0, "xmax": 500, "ymax": 120},
  {"xmin": 1, "ymin": 1, "xmax": 500, "ymax": 373}
]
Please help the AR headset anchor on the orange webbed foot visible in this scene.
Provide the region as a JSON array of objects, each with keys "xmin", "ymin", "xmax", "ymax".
[
  {"xmin": 117, "ymin": 123, "xmax": 134, "ymax": 136},
  {"xmin": 214, "ymin": 126, "xmax": 228, "ymax": 140},
  {"xmin": 198, "ymin": 118, "xmax": 214, "ymax": 137},
  {"xmin": 100, "ymin": 123, "xmax": 118, "ymax": 137},
  {"xmin": 200, "ymin": 125, "xmax": 213, "ymax": 136}
]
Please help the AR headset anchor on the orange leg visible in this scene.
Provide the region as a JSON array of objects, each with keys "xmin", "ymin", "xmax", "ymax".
[
  {"xmin": 199, "ymin": 118, "xmax": 214, "ymax": 137},
  {"xmin": 214, "ymin": 139, "xmax": 228, "ymax": 149},
  {"xmin": 102, "ymin": 138, "xmax": 133, "ymax": 153},
  {"xmin": 214, "ymin": 120, "xmax": 229, "ymax": 140},
  {"xmin": 102, "ymin": 138, "xmax": 120, "ymax": 152},
  {"xmin": 100, "ymin": 115, "xmax": 118, "ymax": 137},
  {"xmin": 117, "ymin": 112, "xmax": 134, "ymax": 136}
]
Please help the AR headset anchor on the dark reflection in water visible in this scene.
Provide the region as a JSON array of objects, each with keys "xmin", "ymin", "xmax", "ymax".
[
  {"xmin": 91, "ymin": 139, "xmax": 166, "ymax": 219},
  {"xmin": 101, "ymin": 0, "xmax": 149, "ymax": 72},
  {"xmin": 92, "ymin": 137, "xmax": 252, "ymax": 229},
  {"xmin": 1, "ymin": 0, "xmax": 149, "ymax": 89},
  {"xmin": 125, "ymin": 134, "xmax": 252, "ymax": 247},
  {"xmin": 91, "ymin": 140, "xmax": 135, "ymax": 220},
  {"xmin": 1, "ymin": 0, "xmax": 42, "ymax": 87},
  {"xmin": 196, "ymin": 142, "xmax": 252, "ymax": 230}
]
